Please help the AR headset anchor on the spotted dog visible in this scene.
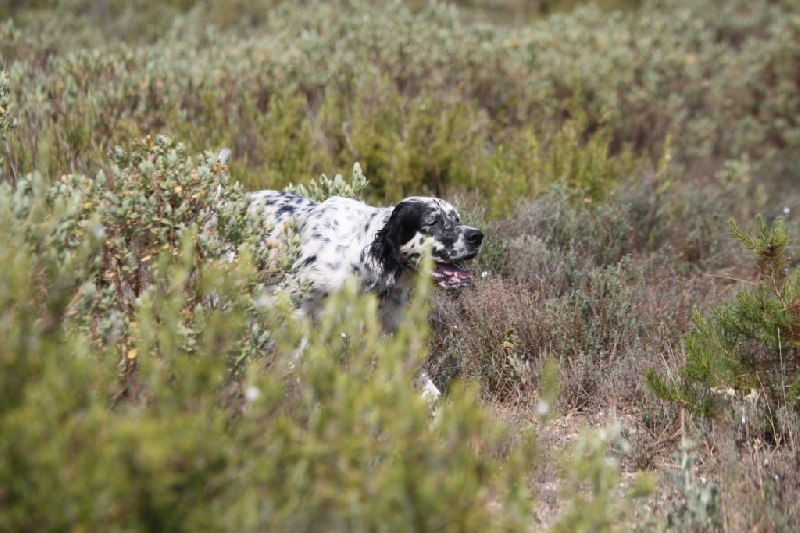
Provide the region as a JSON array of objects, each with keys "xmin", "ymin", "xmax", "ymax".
[{"xmin": 249, "ymin": 190, "xmax": 484, "ymax": 332}]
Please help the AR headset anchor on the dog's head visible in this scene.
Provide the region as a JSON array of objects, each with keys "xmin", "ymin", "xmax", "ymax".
[{"xmin": 373, "ymin": 197, "xmax": 483, "ymax": 288}]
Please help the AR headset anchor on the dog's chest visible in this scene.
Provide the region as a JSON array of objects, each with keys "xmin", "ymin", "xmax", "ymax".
[{"xmin": 394, "ymin": 269, "xmax": 416, "ymax": 290}]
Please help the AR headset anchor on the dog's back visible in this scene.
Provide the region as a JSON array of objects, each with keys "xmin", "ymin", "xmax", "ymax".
[
  {"xmin": 248, "ymin": 191, "xmax": 318, "ymax": 231},
  {"xmin": 293, "ymin": 196, "xmax": 392, "ymax": 294}
]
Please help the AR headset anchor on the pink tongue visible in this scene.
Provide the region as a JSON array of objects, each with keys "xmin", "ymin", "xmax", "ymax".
[{"xmin": 434, "ymin": 262, "xmax": 473, "ymax": 279}]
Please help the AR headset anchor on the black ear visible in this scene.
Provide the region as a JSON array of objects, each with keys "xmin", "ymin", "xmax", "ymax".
[
  {"xmin": 370, "ymin": 200, "xmax": 426, "ymax": 283},
  {"xmin": 371, "ymin": 206, "xmax": 405, "ymax": 277}
]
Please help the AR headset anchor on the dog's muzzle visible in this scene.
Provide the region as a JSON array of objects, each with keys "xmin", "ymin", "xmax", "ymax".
[{"xmin": 432, "ymin": 228, "xmax": 483, "ymax": 288}]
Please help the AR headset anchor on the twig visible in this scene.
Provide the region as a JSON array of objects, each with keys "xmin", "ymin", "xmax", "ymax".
[
  {"xmin": 342, "ymin": 121, "xmax": 360, "ymax": 159},
  {"xmin": 701, "ymin": 273, "xmax": 756, "ymax": 285}
]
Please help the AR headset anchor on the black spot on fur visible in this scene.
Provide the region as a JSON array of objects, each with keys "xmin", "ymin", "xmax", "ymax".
[
  {"xmin": 298, "ymin": 255, "xmax": 317, "ymax": 268},
  {"xmin": 438, "ymin": 234, "xmax": 456, "ymax": 247},
  {"xmin": 276, "ymin": 204, "xmax": 294, "ymax": 216}
]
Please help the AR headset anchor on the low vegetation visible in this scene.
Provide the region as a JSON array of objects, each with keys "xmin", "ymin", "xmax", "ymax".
[{"xmin": 1, "ymin": 0, "xmax": 799, "ymax": 530}]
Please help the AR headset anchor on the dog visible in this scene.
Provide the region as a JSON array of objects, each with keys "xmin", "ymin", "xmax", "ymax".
[
  {"xmin": 217, "ymin": 150, "xmax": 483, "ymax": 401},
  {"xmin": 248, "ymin": 190, "xmax": 483, "ymax": 331}
]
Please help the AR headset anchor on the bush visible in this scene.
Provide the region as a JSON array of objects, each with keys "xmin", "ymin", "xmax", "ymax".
[
  {"xmin": 12, "ymin": 135, "xmax": 293, "ymax": 369},
  {"xmin": 0, "ymin": 132, "xmax": 544, "ymax": 530},
  {"xmin": 431, "ymin": 171, "xmax": 722, "ymax": 409},
  {"xmin": 648, "ymin": 216, "xmax": 800, "ymax": 442},
  {"xmin": 3, "ymin": 0, "xmax": 799, "ymax": 209}
]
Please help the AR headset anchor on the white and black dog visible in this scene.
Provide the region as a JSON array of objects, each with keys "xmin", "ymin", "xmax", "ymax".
[
  {"xmin": 214, "ymin": 150, "xmax": 482, "ymax": 402},
  {"xmin": 248, "ymin": 189, "xmax": 483, "ymax": 332}
]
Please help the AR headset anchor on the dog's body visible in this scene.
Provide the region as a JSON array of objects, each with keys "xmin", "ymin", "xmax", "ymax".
[{"xmin": 249, "ymin": 190, "xmax": 483, "ymax": 331}]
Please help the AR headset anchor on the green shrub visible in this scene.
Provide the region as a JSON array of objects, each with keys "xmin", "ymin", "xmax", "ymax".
[
  {"xmin": 648, "ymin": 216, "xmax": 800, "ymax": 440},
  {"xmin": 12, "ymin": 135, "xmax": 290, "ymax": 362},
  {"xmin": 0, "ymin": 229, "xmax": 647, "ymax": 530},
  {"xmin": 485, "ymin": 110, "xmax": 639, "ymax": 217}
]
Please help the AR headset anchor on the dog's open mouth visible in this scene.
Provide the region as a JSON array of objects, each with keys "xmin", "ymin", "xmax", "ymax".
[{"xmin": 432, "ymin": 261, "xmax": 474, "ymax": 288}]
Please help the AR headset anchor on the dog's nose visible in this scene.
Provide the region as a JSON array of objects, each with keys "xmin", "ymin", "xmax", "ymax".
[{"xmin": 465, "ymin": 228, "xmax": 483, "ymax": 245}]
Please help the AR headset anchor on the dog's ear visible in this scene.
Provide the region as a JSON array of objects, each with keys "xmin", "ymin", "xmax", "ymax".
[
  {"xmin": 371, "ymin": 200, "xmax": 426, "ymax": 277},
  {"xmin": 371, "ymin": 206, "xmax": 404, "ymax": 275}
]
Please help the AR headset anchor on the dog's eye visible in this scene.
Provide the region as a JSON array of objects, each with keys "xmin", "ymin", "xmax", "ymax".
[{"xmin": 425, "ymin": 213, "xmax": 443, "ymax": 227}]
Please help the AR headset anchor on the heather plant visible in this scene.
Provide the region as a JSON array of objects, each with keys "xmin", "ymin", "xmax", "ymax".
[
  {"xmin": 431, "ymin": 256, "xmax": 646, "ymax": 408},
  {"xmin": 430, "ymin": 172, "xmax": 701, "ymax": 406}
]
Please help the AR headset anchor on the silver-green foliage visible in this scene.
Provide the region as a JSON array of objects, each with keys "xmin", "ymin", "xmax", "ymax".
[
  {"xmin": 11, "ymin": 135, "xmax": 290, "ymax": 357},
  {"xmin": 664, "ymin": 437, "xmax": 721, "ymax": 531},
  {"xmin": 0, "ymin": 133, "xmax": 540, "ymax": 531},
  {"xmin": 284, "ymin": 161, "xmax": 369, "ymax": 202},
  {"xmin": 552, "ymin": 423, "xmax": 658, "ymax": 533},
  {"xmin": 3, "ymin": 0, "xmax": 797, "ymax": 205}
]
